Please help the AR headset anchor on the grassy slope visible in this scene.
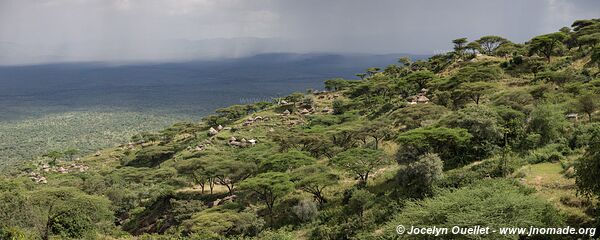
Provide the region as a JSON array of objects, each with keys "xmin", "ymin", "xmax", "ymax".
[{"xmin": 518, "ymin": 162, "xmax": 596, "ymax": 224}]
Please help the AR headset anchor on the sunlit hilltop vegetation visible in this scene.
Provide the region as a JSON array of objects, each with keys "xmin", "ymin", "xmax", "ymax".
[{"xmin": 1, "ymin": 19, "xmax": 600, "ymax": 239}]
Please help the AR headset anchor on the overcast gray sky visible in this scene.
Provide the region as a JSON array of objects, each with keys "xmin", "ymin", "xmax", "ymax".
[{"xmin": 0, "ymin": 0, "xmax": 598, "ymax": 65}]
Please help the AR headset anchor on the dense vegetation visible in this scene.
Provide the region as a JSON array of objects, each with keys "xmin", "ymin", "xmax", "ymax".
[
  {"xmin": 1, "ymin": 19, "xmax": 600, "ymax": 239},
  {"xmin": 0, "ymin": 111, "xmax": 191, "ymax": 171}
]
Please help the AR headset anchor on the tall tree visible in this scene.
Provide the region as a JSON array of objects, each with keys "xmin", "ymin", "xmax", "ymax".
[
  {"xmin": 356, "ymin": 73, "xmax": 367, "ymax": 80},
  {"xmin": 452, "ymin": 38, "xmax": 468, "ymax": 59},
  {"xmin": 395, "ymin": 127, "xmax": 472, "ymax": 169},
  {"xmin": 528, "ymin": 32, "xmax": 567, "ymax": 62},
  {"xmin": 259, "ymin": 150, "xmax": 316, "ymax": 172},
  {"xmin": 331, "ymin": 148, "xmax": 387, "ymax": 186},
  {"xmin": 466, "ymin": 41, "xmax": 482, "ymax": 54},
  {"xmin": 455, "ymin": 82, "xmax": 496, "ymax": 105},
  {"xmin": 476, "ymin": 36, "xmax": 508, "ymax": 54},
  {"xmin": 577, "ymin": 93, "xmax": 598, "ymax": 122},
  {"xmin": 213, "ymin": 159, "xmax": 256, "ymax": 195},
  {"xmin": 239, "ymin": 172, "xmax": 294, "ymax": 219},
  {"xmin": 291, "ymin": 165, "xmax": 339, "ymax": 205},
  {"xmin": 174, "ymin": 157, "xmax": 217, "ymax": 194},
  {"xmin": 356, "ymin": 120, "xmax": 394, "ymax": 149},
  {"xmin": 405, "ymin": 70, "xmax": 436, "ymax": 91}
]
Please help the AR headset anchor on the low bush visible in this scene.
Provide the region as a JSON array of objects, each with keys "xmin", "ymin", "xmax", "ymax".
[{"xmin": 525, "ymin": 144, "xmax": 568, "ymax": 164}]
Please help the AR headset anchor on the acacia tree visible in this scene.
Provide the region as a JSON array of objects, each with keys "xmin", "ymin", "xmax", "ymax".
[
  {"xmin": 239, "ymin": 172, "xmax": 294, "ymax": 219},
  {"xmin": 493, "ymin": 42, "xmax": 519, "ymax": 58},
  {"xmin": 213, "ymin": 159, "xmax": 256, "ymax": 195},
  {"xmin": 455, "ymin": 82, "xmax": 496, "ymax": 105},
  {"xmin": 174, "ymin": 158, "xmax": 216, "ymax": 194},
  {"xmin": 476, "ymin": 36, "xmax": 508, "ymax": 54},
  {"xmin": 259, "ymin": 150, "xmax": 316, "ymax": 172},
  {"xmin": 356, "ymin": 73, "xmax": 367, "ymax": 80},
  {"xmin": 291, "ymin": 165, "xmax": 339, "ymax": 205},
  {"xmin": 395, "ymin": 127, "xmax": 472, "ymax": 169},
  {"xmin": 331, "ymin": 148, "xmax": 387, "ymax": 186},
  {"xmin": 43, "ymin": 151, "xmax": 64, "ymax": 166},
  {"xmin": 366, "ymin": 67, "xmax": 381, "ymax": 77},
  {"xmin": 466, "ymin": 41, "xmax": 482, "ymax": 54},
  {"xmin": 577, "ymin": 93, "xmax": 598, "ymax": 122},
  {"xmin": 398, "ymin": 57, "xmax": 412, "ymax": 67},
  {"xmin": 528, "ymin": 32, "xmax": 567, "ymax": 62},
  {"xmin": 453, "ymin": 38, "xmax": 468, "ymax": 59},
  {"xmin": 405, "ymin": 70, "xmax": 436, "ymax": 91},
  {"xmin": 356, "ymin": 120, "xmax": 394, "ymax": 149}
]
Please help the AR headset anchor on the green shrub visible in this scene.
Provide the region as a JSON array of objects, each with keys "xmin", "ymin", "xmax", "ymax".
[
  {"xmin": 527, "ymin": 104, "xmax": 568, "ymax": 146},
  {"xmin": 374, "ymin": 179, "xmax": 564, "ymax": 239},
  {"xmin": 395, "ymin": 127, "xmax": 472, "ymax": 169},
  {"xmin": 292, "ymin": 199, "xmax": 319, "ymax": 223},
  {"xmin": 525, "ymin": 144, "xmax": 566, "ymax": 164},
  {"xmin": 442, "ymin": 153, "xmax": 523, "ymax": 188},
  {"xmin": 254, "ymin": 229, "xmax": 297, "ymax": 240},
  {"xmin": 181, "ymin": 208, "xmax": 264, "ymax": 238},
  {"xmin": 332, "ymin": 99, "xmax": 350, "ymax": 115},
  {"xmin": 396, "ymin": 153, "xmax": 443, "ymax": 198}
]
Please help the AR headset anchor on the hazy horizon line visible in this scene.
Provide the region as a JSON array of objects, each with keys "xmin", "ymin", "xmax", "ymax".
[{"xmin": 0, "ymin": 51, "xmax": 432, "ymax": 67}]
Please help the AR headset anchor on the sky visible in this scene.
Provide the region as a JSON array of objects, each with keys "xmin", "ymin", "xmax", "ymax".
[{"xmin": 0, "ymin": 0, "xmax": 599, "ymax": 65}]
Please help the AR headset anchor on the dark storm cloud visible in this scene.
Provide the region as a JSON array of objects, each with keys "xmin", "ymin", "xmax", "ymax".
[{"xmin": 0, "ymin": 0, "xmax": 598, "ymax": 65}]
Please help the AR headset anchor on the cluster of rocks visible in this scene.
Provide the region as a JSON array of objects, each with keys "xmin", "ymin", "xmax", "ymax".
[
  {"xmin": 194, "ymin": 145, "xmax": 206, "ymax": 151},
  {"xmin": 242, "ymin": 116, "xmax": 266, "ymax": 126},
  {"xmin": 317, "ymin": 94, "xmax": 340, "ymax": 100},
  {"xmin": 123, "ymin": 140, "xmax": 145, "ymax": 149},
  {"xmin": 29, "ymin": 172, "xmax": 47, "ymax": 184},
  {"xmin": 228, "ymin": 136, "xmax": 258, "ymax": 148},
  {"xmin": 300, "ymin": 108, "xmax": 312, "ymax": 115},
  {"xmin": 312, "ymin": 90, "xmax": 329, "ymax": 95},
  {"xmin": 208, "ymin": 125, "xmax": 225, "ymax": 136},
  {"xmin": 208, "ymin": 195, "xmax": 238, "ymax": 208},
  {"xmin": 408, "ymin": 88, "xmax": 430, "ymax": 104},
  {"xmin": 186, "ymin": 139, "xmax": 213, "ymax": 152},
  {"xmin": 40, "ymin": 163, "xmax": 89, "ymax": 173},
  {"xmin": 281, "ymin": 108, "xmax": 316, "ymax": 116}
]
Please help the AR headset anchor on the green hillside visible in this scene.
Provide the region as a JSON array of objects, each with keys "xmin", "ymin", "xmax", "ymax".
[{"xmin": 1, "ymin": 19, "xmax": 600, "ymax": 239}]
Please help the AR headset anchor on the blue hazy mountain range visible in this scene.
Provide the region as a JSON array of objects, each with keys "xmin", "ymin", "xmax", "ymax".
[{"xmin": 0, "ymin": 53, "xmax": 428, "ymax": 120}]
